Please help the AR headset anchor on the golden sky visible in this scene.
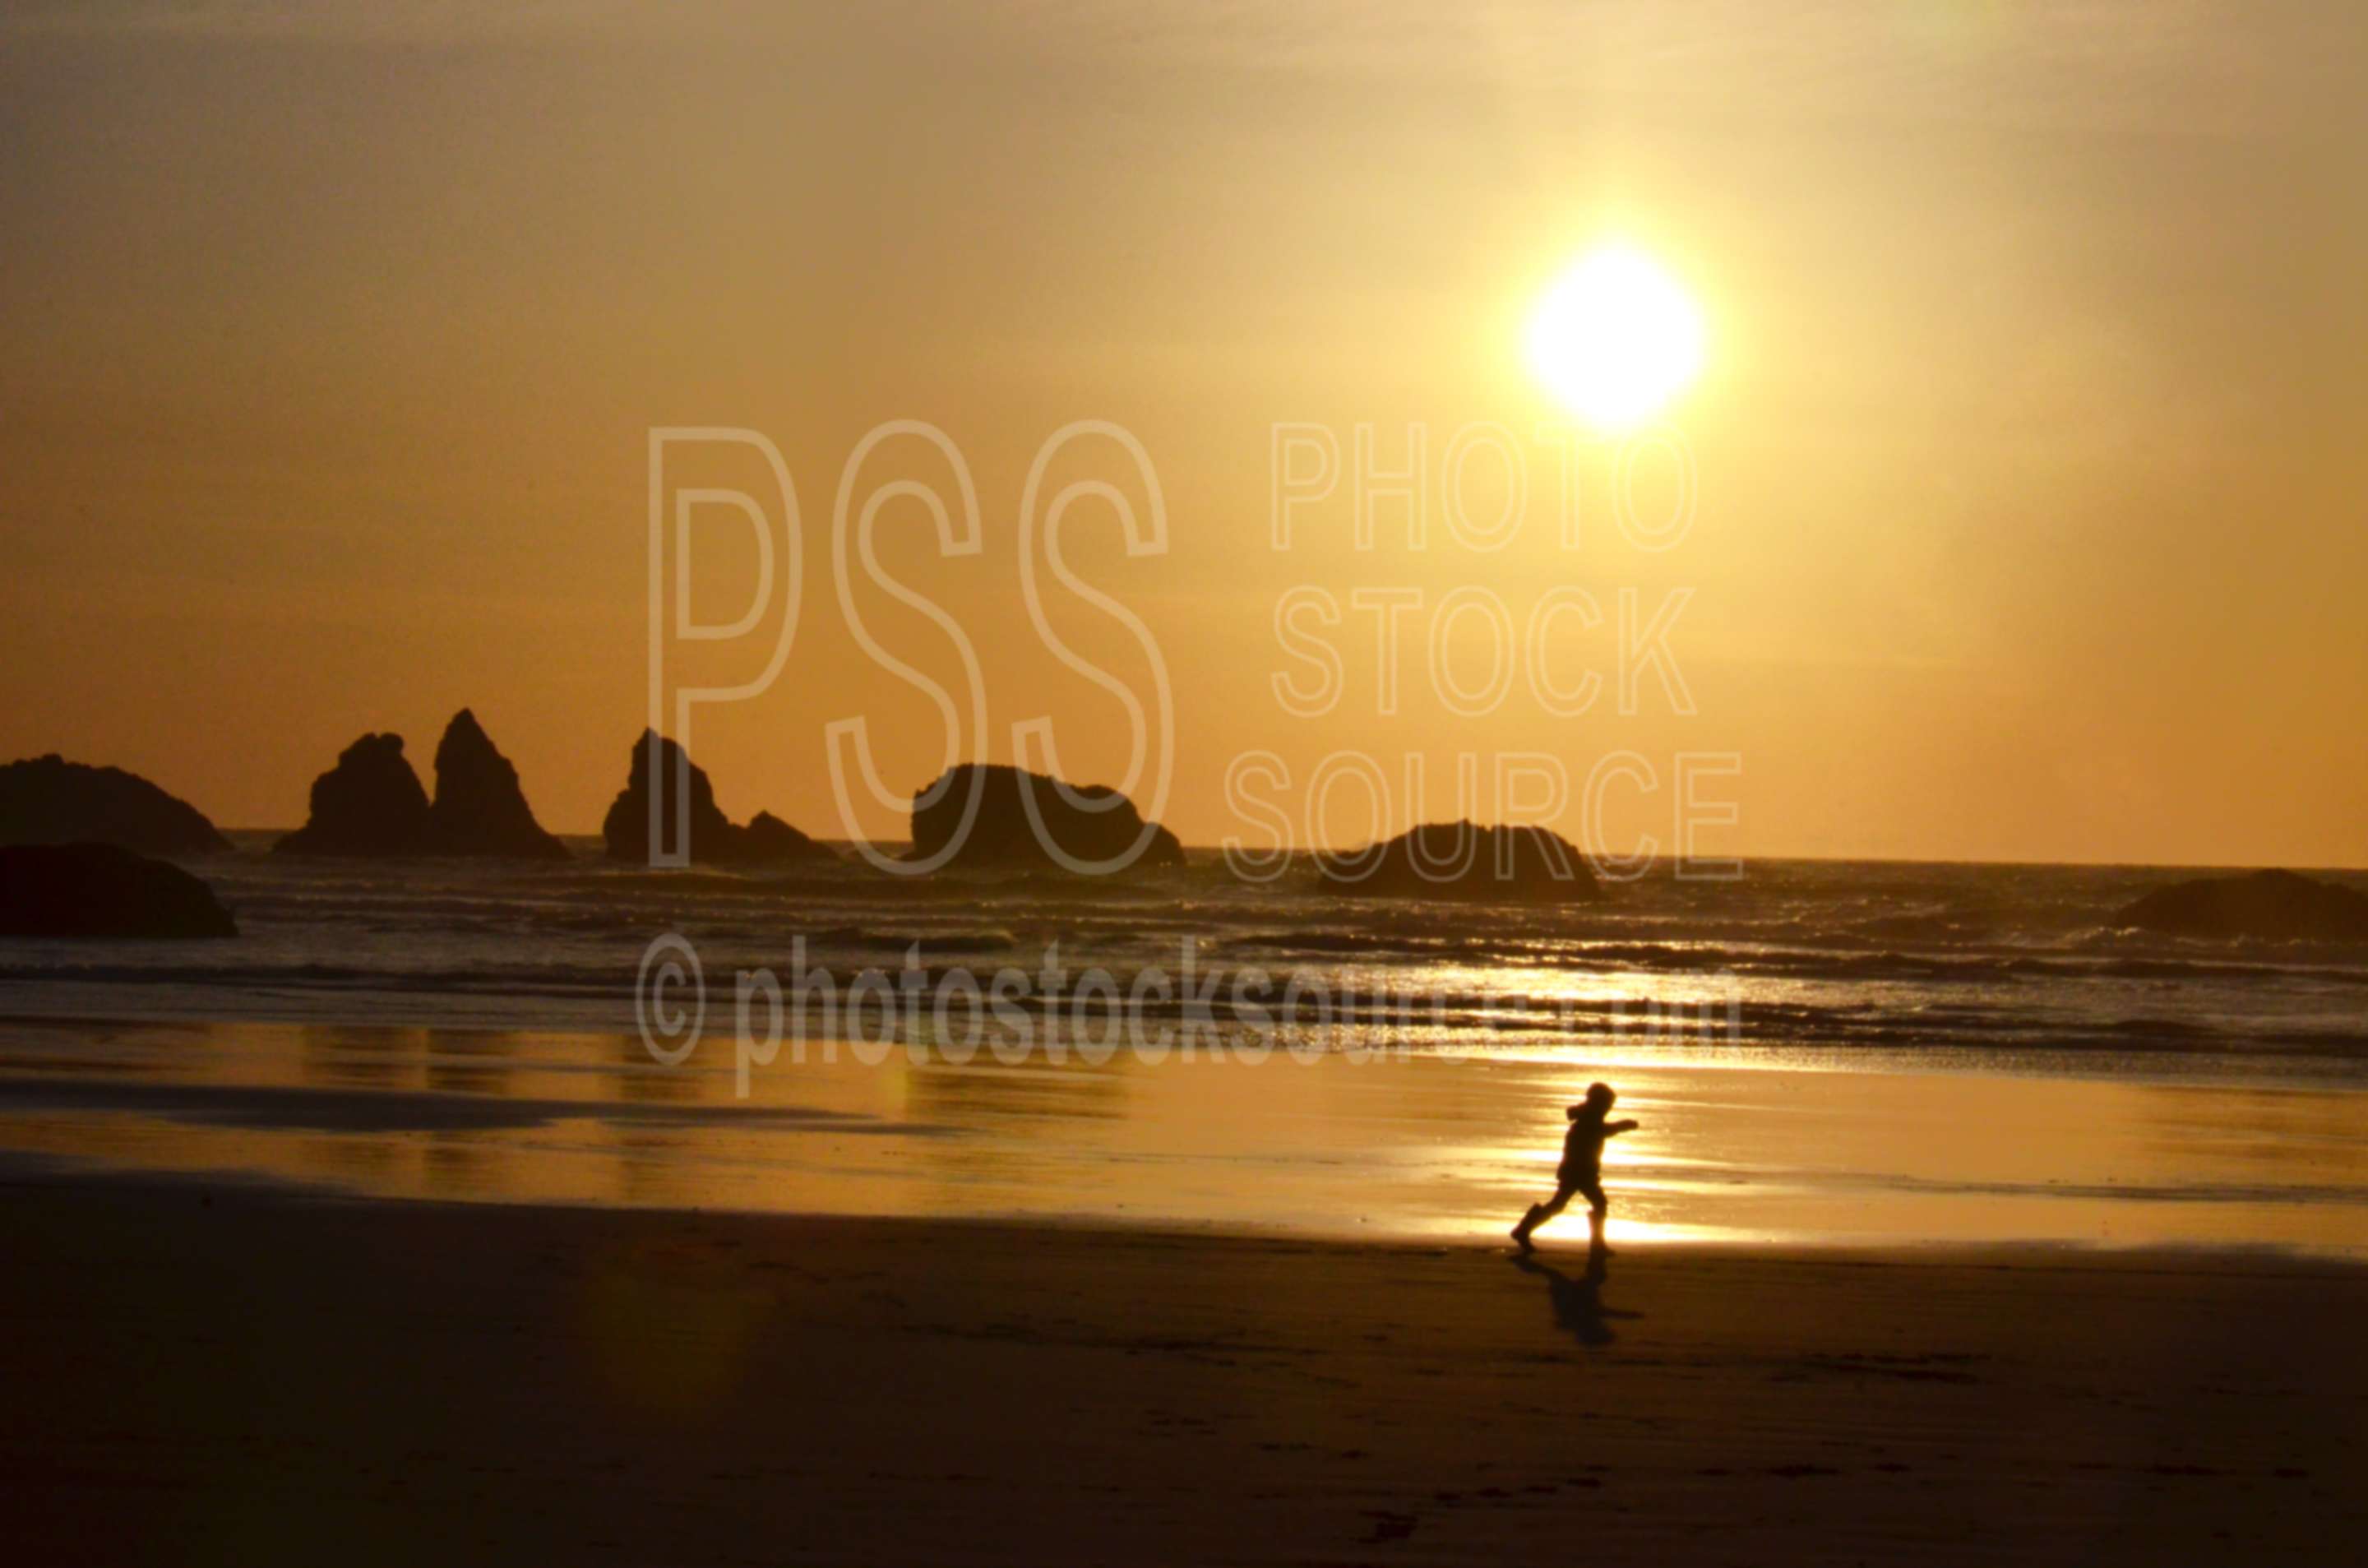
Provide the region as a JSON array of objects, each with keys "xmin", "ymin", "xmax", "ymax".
[{"xmin": 2, "ymin": 2, "xmax": 2362, "ymax": 865}]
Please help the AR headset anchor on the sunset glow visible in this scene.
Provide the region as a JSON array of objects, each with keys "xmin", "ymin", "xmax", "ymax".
[{"xmin": 1525, "ymin": 245, "xmax": 1706, "ymax": 432}]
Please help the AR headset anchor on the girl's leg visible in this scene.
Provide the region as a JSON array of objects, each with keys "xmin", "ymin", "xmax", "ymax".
[
  {"xmin": 1513, "ymin": 1184, "xmax": 1575, "ymax": 1247},
  {"xmin": 1578, "ymin": 1177, "xmax": 1613, "ymax": 1252}
]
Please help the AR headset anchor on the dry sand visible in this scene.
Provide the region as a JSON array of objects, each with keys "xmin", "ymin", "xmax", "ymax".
[{"xmin": 4, "ymin": 1176, "xmax": 2362, "ymax": 1564}]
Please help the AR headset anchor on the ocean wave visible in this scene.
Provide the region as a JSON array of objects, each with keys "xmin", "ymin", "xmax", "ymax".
[
  {"xmin": 8, "ymin": 954, "xmax": 2366, "ymax": 1062},
  {"xmin": 10, "ymin": 856, "xmax": 2367, "ymax": 1062}
]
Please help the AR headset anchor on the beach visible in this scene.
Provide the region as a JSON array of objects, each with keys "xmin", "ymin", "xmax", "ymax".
[
  {"xmin": 6, "ymin": 1174, "xmax": 2361, "ymax": 1565},
  {"xmin": 3, "ymin": 1014, "xmax": 2366, "ymax": 1256},
  {"xmin": 4, "ymin": 865, "xmax": 2365, "ymax": 1563}
]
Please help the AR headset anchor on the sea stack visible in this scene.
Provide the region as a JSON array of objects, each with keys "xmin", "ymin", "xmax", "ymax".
[
  {"xmin": 907, "ymin": 762, "xmax": 1185, "ymax": 875},
  {"xmin": 1319, "ymin": 821, "xmax": 1600, "ymax": 902},
  {"xmin": 601, "ymin": 731, "xmax": 834, "ymax": 867},
  {"xmin": 419, "ymin": 710, "xmax": 570, "ymax": 859},
  {"xmin": 276, "ymin": 715, "xmax": 572, "ymax": 859},
  {"xmin": 0, "ymin": 755, "xmax": 229, "ymax": 856},
  {"xmin": 2114, "ymin": 868, "xmax": 2368, "ymax": 941},
  {"xmin": 0, "ymin": 843, "xmax": 238, "ymax": 937},
  {"xmin": 273, "ymin": 734, "xmax": 430, "ymax": 856}
]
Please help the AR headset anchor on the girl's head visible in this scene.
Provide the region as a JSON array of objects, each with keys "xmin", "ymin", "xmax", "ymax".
[{"xmin": 1569, "ymin": 1081, "xmax": 1616, "ymax": 1117}]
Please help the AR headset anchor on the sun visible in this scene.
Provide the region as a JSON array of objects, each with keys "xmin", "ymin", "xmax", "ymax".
[{"xmin": 1526, "ymin": 244, "xmax": 1706, "ymax": 432}]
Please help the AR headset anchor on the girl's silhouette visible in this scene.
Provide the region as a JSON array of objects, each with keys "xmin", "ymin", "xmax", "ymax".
[{"xmin": 1511, "ymin": 1081, "xmax": 1637, "ymax": 1251}]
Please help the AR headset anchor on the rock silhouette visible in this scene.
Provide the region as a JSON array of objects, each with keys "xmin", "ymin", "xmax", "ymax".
[
  {"xmin": 602, "ymin": 732, "xmax": 833, "ymax": 867},
  {"xmin": 1320, "ymin": 821, "xmax": 1600, "ymax": 901},
  {"xmin": 276, "ymin": 715, "xmax": 572, "ymax": 859},
  {"xmin": 2115, "ymin": 868, "xmax": 2368, "ymax": 941},
  {"xmin": 274, "ymin": 734, "xmax": 430, "ymax": 857},
  {"xmin": 741, "ymin": 811, "xmax": 828, "ymax": 864},
  {"xmin": 908, "ymin": 763, "xmax": 1185, "ymax": 874},
  {"xmin": 0, "ymin": 843, "xmax": 238, "ymax": 937},
  {"xmin": 0, "ymin": 755, "xmax": 229, "ymax": 856},
  {"xmin": 419, "ymin": 710, "xmax": 570, "ymax": 859}
]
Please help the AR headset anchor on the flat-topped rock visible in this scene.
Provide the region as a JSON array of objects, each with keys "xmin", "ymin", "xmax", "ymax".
[
  {"xmin": 1320, "ymin": 821, "xmax": 1600, "ymax": 902},
  {"xmin": 0, "ymin": 842, "xmax": 238, "ymax": 937},
  {"xmin": 2115, "ymin": 868, "xmax": 2368, "ymax": 941},
  {"xmin": 909, "ymin": 763, "xmax": 1184, "ymax": 875},
  {"xmin": 0, "ymin": 755, "xmax": 228, "ymax": 856}
]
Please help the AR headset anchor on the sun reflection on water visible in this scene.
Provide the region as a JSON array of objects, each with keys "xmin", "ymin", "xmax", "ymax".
[{"xmin": 1, "ymin": 1018, "xmax": 2365, "ymax": 1259}]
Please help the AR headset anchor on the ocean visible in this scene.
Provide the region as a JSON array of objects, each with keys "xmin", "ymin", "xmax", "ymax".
[{"xmin": 2, "ymin": 840, "xmax": 2363, "ymax": 1255}]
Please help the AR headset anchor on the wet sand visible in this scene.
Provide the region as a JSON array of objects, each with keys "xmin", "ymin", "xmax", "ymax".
[
  {"xmin": 6, "ymin": 1016, "xmax": 2366, "ymax": 1256},
  {"xmin": 4, "ymin": 1176, "xmax": 2361, "ymax": 1564}
]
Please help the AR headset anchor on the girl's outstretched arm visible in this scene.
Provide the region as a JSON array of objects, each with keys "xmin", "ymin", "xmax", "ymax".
[{"xmin": 1607, "ymin": 1118, "xmax": 1640, "ymax": 1135}]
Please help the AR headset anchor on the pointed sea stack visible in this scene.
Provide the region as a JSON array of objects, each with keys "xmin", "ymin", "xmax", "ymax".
[
  {"xmin": 0, "ymin": 755, "xmax": 229, "ymax": 856},
  {"xmin": 1320, "ymin": 821, "xmax": 1599, "ymax": 902},
  {"xmin": 2115, "ymin": 868, "xmax": 2368, "ymax": 941},
  {"xmin": 0, "ymin": 842, "xmax": 238, "ymax": 937},
  {"xmin": 274, "ymin": 734, "xmax": 430, "ymax": 856},
  {"xmin": 601, "ymin": 732, "xmax": 833, "ymax": 867},
  {"xmin": 907, "ymin": 762, "xmax": 1185, "ymax": 875},
  {"xmin": 419, "ymin": 710, "xmax": 569, "ymax": 859}
]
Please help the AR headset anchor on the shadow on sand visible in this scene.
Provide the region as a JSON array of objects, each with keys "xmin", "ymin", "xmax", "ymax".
[{"xmin": 1510, "ymin": 1223, "xmax": 1641, "ymax": 1348}]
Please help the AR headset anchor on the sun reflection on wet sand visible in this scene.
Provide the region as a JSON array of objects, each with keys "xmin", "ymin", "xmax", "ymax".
[{"xmin": 1, "ymin": 1018, "xmax": 2364, "ymax": 1258}]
